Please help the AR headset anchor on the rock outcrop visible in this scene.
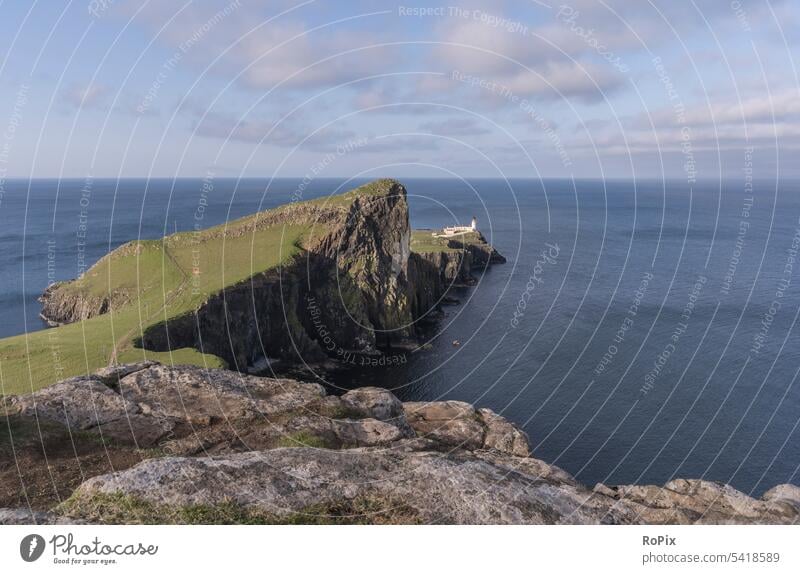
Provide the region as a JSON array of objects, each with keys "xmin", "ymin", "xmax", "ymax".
[
  {"xmin": 38, "ymin": 243, "xmax": 151, "ymax": 325},
  {"xmin": 39, "ymin": 282, "xmax": 112, "ymax": 325},
  {"xmin": 411, "ymin": 232, "xmax": 505, "ymax": 287},
  {"xmin": 124, "ymin": 180, "xmax": 421, "ymax": 368},
  {"xmin": 407, "ymin": 230, "xmax": 505, "ymax": 321},
  {"xmin": 38, "ymin": 180, "xmax": 505, "ymax": 373},
  {"xmin": 0, "ymin": 508, "xmax": 83, "ymax": 525},
  {"xmin": 2, "ymin": 363, "xmax": 797, "ymax": 525}
]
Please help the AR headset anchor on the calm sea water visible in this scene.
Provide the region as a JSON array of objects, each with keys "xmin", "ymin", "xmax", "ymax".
[{"xmin": 1, "ymin": 177, "xmax": 799, "ymax": 495}]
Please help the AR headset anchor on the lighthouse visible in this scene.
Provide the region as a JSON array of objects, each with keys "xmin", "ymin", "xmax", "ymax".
[{"xmin": 439, "ymin": 217, "xmax": 479, "ymax": 237}]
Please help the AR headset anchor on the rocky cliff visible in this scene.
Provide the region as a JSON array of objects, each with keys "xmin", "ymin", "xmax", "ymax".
[
  {"xmin": 1, "ymin": 363, "xmax": 797, "ymax": 525},
  {"xmin": 35, "ymin": 180, "xmax": 504, "ymax": 374},
  {"xmin": 407, "ymin": 230, "xmax": 506, "ymax": 319},
  {"xmin": 148, "ymin": 179, "xmax": 438, "ymax": 369},
  {"xmin": 36, "ymin": 180, "xmax": 504, "ymax": 373},
  {"xmin": 412, "ymin": 232, "xmax": 505, "ymax": 283},
  {"xmin": 38, "ymin": 240, "xmax": 156, "ymax": 325}
]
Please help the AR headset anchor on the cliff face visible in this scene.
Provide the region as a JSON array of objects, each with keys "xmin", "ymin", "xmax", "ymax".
[
  {"xmin": 38, "ymin": 241, "xmax": 154, "ymax": 324},
  {"xmin": 140, "ymin": 179, "xmax": 420, "ymax": 369},
  {"xmin": 407, "ymin": 231, "xmax": 506, "ymax": 319},
  {"xmin": 39, "ymin": 282, "xmax": 112, "ymax": 325},
  {"xmin": 37, "ymin": 179, "xmax": 505, "ymax": 372},
  {"xmin": 2, "ymin": 363, "xmax": 798, "ymax": 525},
  {"xmin": 312, "ymin": 180, "xmax": 416, "ymax": 348}
]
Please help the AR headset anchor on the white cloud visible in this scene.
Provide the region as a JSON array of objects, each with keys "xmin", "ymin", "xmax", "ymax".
[
  {"xmin": 419, "ymin": 117, "xmax": 490, "ymax": 136},
  {"xmin": 192, "ymin": 108, "xmax": 356, "ymax": 151},
  {"xmin": 62, "ymin": 83, "xmax": 109, "ymax": 109},
  {"xmin": 431, "ymin": 11, "xmax": 626, "ymax": 103},
  {"xmin": 122, "ymin": 0, "xmax": 395, "ymax": 91}
]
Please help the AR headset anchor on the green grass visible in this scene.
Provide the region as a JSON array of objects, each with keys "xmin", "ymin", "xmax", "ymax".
[
  {"xmin": 411, "ymin": 229, "xmax": 486, "ymax": 254},
  {"xmin": 275, "ymin": 430, "xmax": 330, "ymax": 449},
  {"xmin": 0, "ymin": 215, "xmax": 315, "ymax": 395},
  {"xmin": 59, "ymin": 491, "xmax": 421, "ymax": 525},
  {"xmin": 410, "ymin": 230, "xmax": 457, "ymax": 253},
  {"xmin": 58, "ymin": 492, "xmax": 275, "ymax": 525},
  {"xmin": 0, "ymin": 179, "xmax": 414, "ymax": 395},
  {"xmin": 304, "ymin": 178, "xmax": 403, "ymax": 209}
]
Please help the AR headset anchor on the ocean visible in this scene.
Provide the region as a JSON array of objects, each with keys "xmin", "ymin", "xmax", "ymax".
[{"xmin": 1, "ymin": 177, "xmax": 798, "ymax": 496}]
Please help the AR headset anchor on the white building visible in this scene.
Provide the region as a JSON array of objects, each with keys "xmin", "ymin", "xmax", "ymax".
[{"xmin": 440, "ymin": 217, "xmax": 477, "ymax": 237}]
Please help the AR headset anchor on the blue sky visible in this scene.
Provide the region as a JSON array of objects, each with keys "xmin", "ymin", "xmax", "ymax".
[{"xmin": 0, "ymin": 0, "xmax": 797, "ymax": 179}]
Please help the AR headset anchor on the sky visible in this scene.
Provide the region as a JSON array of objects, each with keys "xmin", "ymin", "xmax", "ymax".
[{"xmin": 0, "ymin": 0, "xmax": 797, "ymax": 180}]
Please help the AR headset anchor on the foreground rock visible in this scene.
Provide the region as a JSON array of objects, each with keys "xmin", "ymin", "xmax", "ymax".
[
  {"xmin": 69, "ymin": 444, "xmax": 608, "ymax": 524},
  {"xmin": 3, "ymin": 363, "xmax": 798, "ymax": 524},
  {"xmin": 64, "ymin": 446, "xmax": 800, "ymax": 525},
  {"xmin": 0, "ymin": 508, "xmax": 83, "ymax": 525},
  {"xmin": 8, "ymin": 362, "xmax": 325, "ymax": 448}
]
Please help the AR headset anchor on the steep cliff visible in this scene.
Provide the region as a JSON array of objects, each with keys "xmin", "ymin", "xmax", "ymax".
[
  {"xmin": 2, "ymin": 363, "xmax": 797, "ymax": 525},
  {"xmin": 140, "ymin": 179, "xmax": 421, "ymax": 369},
  {"xmin": 39, "ymin": 241, "xmax": 154, "ymax": 325},
  {"xmin": 407, "ymin": 230, "xmax": 506, "ymax": 317},
  {"xmin": 29, "ymin": 180, "xmax": 504, "ymax": 379}
]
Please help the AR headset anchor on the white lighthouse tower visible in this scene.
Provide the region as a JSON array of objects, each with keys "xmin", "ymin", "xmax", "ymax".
[{"xmin": 439, "ymin": 216, "xmax": 479, "ymax": 237}]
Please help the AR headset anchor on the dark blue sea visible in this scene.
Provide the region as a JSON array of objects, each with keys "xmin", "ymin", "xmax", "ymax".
[{"xmin": 1, "ymin": 177, "xmax": 799, "ymax": 496}]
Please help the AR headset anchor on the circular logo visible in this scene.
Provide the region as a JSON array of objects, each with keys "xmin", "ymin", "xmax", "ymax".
[{"xmin": 20, "ymin": 534, "xmax": 46, "ymax": 562}]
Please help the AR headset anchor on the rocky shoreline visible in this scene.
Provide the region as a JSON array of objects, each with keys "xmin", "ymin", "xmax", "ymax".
[
  {"xmin": 37, "ymin": 179, "xmax": 506, "ymax": 374},
  {"xmin": 10, "ymin": 180, "xmax": 799, "ymax": 524},
  {"xmin": 1, "ymin": 362, "xmax": 798, "ymax": 524}
]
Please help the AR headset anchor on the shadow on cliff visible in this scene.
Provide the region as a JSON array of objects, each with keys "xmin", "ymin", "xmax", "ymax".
[
  {"xmin": 132, "ymin": 181, "xmax": 501, "ymax": 375},
  {"xmin": 134, "ymin": 249, "xmax": 442, "ymax": 373}
]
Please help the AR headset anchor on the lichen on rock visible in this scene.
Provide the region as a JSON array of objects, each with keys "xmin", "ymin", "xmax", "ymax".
[{"xmin": 3, "ymin": 362, "xmax": 797, "ymax": 525}]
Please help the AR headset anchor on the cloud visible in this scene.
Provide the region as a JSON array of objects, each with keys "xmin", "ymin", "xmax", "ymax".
[
  {"xmin": 569, "ymin": 118, "xmax": 800, "ymax": 156},
  {"xmin": 354, "ymin": 88, "xmax": 390, "ymax": 110},
  {"xmin": 431, "ymin": 10, "xmax": 627, "ymax": 103},
  {"xmin": 505, "ymin": 61, "xmax": 625, "ymax": 102},
  {"xmin": 571, "ymin": 88, "xmax": 800, "ymax": 158},
  {"xmin": 548, "ymin": 0, "xmax": 790, "ymax": 47},
  {"xmin": 419, "ymin": 117, "xmax": 490, "ymax": 136},
  {"xmin": 62, "ymin": 83, "xmax": 109, "ymax": 109},
  {"xmin": 238, "ymin": 26, "xmax": 394, "ymax": 90},
  {"xmin": 366, "ymin": 135, "xmax": 441, "ymax": 152},
  {"xmin": 192, "ymin": 108, "xmax": 357, "ymax": 151},
  {"xmin": 123, "ymin": 0, "xmax": 396, "ymax": 91},
  {"xmin": 631, "ymin": 90, "xmax": 800, "ymax": 129},
  {"xmin": 110, "ymin": 0, "xmax": 797, "ymax": 176}
]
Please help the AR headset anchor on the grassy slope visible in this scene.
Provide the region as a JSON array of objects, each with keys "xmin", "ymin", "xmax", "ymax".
[
  {"xmin": 305, "ymin": 178, "xmax": 399, "ymax": 208},
  {"xmin": 0, "ymin": 213, "xmax": 313, "ymax": 395},
  {"xmin": 410, "ymin": 229, "xmax": 485, "ymax": 253},
  {"xmin": 0, "ymin": 179, "xmax": 416, "ymax": 395},
  {"xmin": 411, "ymin": 231, "xmax": 457, "ymax": 254}
]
